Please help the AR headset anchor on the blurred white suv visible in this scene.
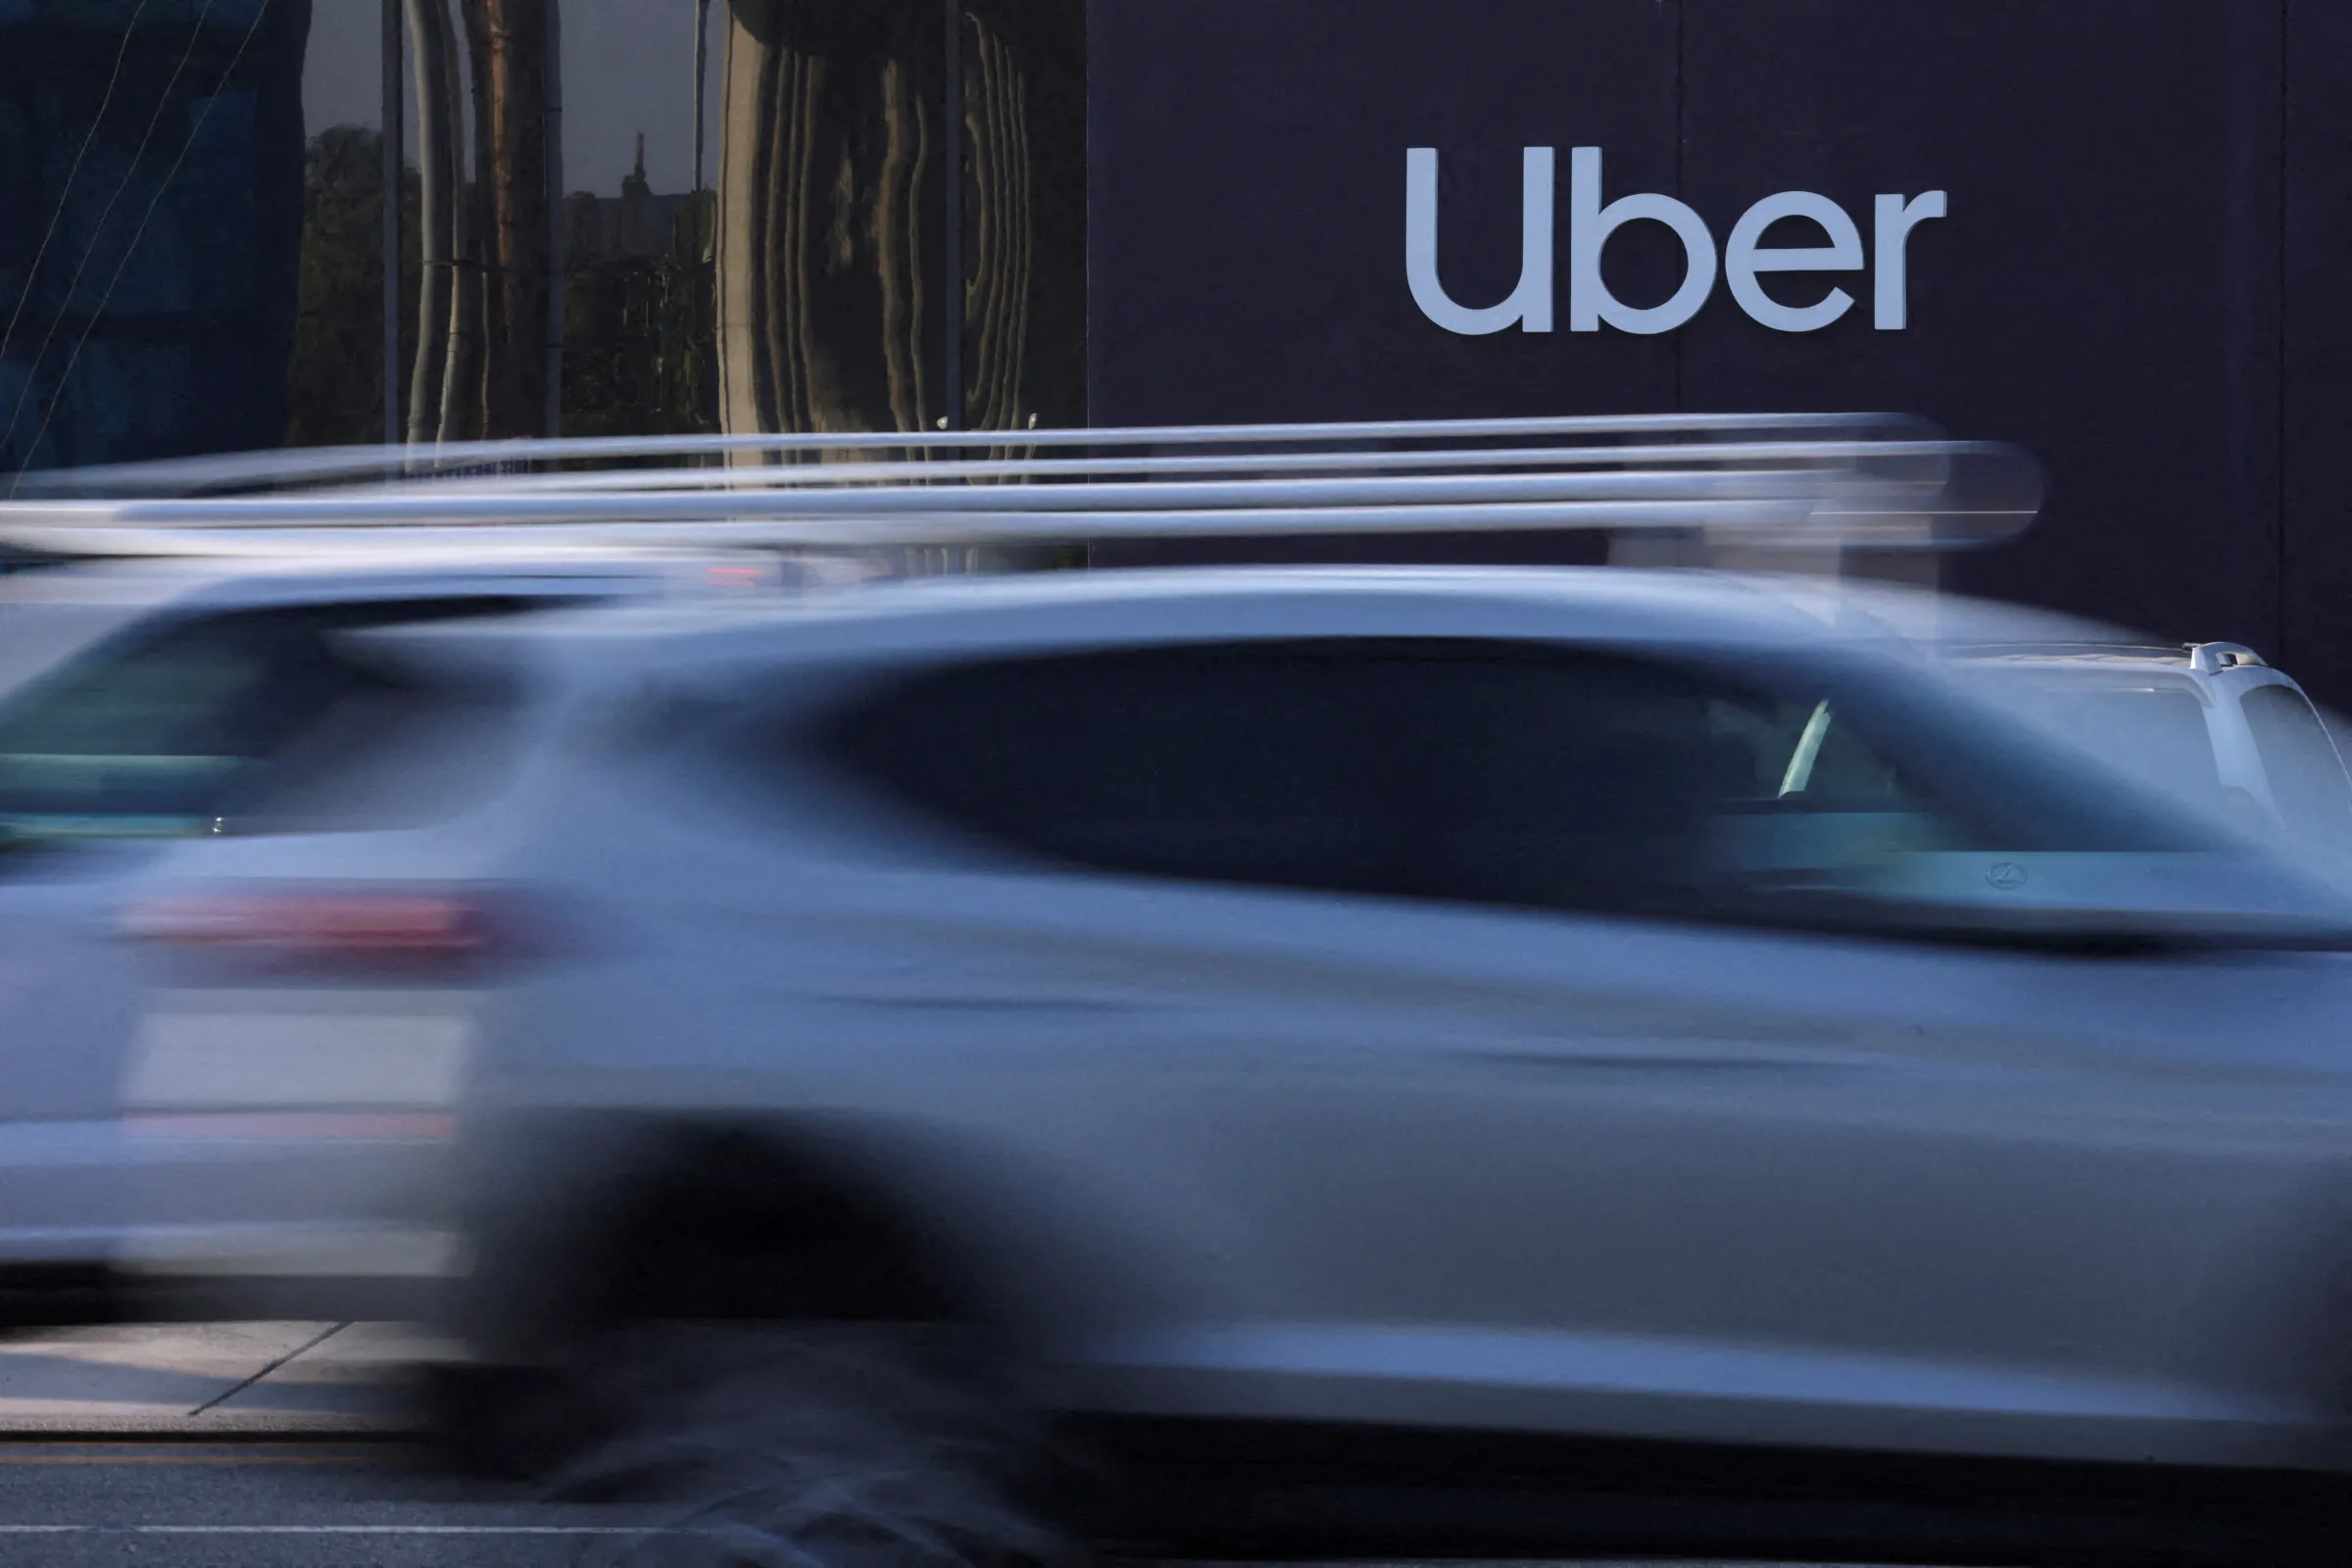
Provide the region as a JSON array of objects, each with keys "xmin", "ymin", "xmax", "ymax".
[{"xmin": 89, "ymin": 564, "xmax": 2352, "ymax": 1567}]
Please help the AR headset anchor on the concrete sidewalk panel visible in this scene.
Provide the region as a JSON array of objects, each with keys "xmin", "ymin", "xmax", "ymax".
[{"xmin": 0, "ymin": 1323, "xmax": 444, "ymax": 1433}]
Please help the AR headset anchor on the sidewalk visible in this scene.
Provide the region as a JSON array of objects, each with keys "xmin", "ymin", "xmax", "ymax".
[{"xmin": 0, "ymin": 1323, "xmax": 439, "ymax": 1434}]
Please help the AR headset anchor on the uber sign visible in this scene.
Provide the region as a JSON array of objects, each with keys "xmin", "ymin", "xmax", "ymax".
[{"xmin": 1405, "ymin": 147, "xmax": 1945, "ymax": 335}]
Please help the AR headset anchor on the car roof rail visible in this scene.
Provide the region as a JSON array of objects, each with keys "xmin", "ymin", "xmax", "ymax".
[
  {"xmin": 2187, "ymin": 641, "xmax": 2267, "ymax": 673},
  {"xmin": 1947, "ymin": 639, "xmax": 2190, "ymax": 662},
  {"xmin": 0, "ymin": 414, "xmax": 2042, "ymax": 567}
]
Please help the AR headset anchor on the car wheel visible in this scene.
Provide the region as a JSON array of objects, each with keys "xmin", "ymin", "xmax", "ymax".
[{"xmin": 545, "ymin": 1321, "xmax": 1080, "ymax": 1567}]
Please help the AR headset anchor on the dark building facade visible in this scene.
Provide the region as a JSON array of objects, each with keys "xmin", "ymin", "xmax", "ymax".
[
  {"xmin": 1087, "ymin": 1, "xmax": 2352, "ymax": 702},
  {"xmin": 2, "ymin": 3, "xmax": 2347, "ymax": 703}
]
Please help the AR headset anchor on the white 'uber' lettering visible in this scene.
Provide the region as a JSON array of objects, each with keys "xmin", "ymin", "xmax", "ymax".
[
  {"xmin": 1725, "ymin": 190, "xmax": 1863, "ymax": 333},
  {"xmin": 1403, "ymin": 145, "xmax": 1944, "ymax": 337},
  {"xmin": 1404, "ymin": 147, "xmax": 1554, "ymax": 334},
  {"xmin": 1872, "ymin": 191, "xmax": 1946, "ymax": 330},
  {"xmin": 1568, "ymin": 146, "xmax": 1715, "ymax": 335}
]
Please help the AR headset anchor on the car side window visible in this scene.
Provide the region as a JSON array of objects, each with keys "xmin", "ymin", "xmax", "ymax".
[
  {"xmin": 2240, "ymin": 684, "xmax": 2352, "ymax": 847},
  {"xmin": 1415, "ymin": 652, "xmax": 1968, "ymax": 919},
  {"xmin": 814, "ymin": 638, "xmax": 1999, "ymax": 928},
  {"xmin": 816, "ymin": 642, "xmax": 1425, "ymax": 899},
  {"xmin": 0, "ymin": 597, "xmax": 545, "ymax": 841}
]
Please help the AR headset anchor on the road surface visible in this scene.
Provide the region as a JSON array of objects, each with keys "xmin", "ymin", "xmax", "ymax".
[{"xmin": 0, "ymin": 1323, "xmax": 1832, "ymax": 1565}]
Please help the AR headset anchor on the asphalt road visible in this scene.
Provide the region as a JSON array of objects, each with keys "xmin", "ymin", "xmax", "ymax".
[
  {"xmin": 0, "ymin": 1327, "xmax": 1814, "ymax": 1566},
  {"xmin": 0, "ymin": 1441, "xmax": 625, "ymax": 1566},
  {"xmin": 0, "ymin": 1441, "xmax": 1842, "ymax": 1568},
  {"xmin": 0, "ymin": 1442, "xmax": 1825, "ymax": 1567},
  {"xmin": 0, "ymin": 1327, "xmax": 648, "ymax": 1565}
]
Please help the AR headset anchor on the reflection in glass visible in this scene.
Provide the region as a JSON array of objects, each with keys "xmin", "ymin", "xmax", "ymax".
[
  {"xmin": 563, "ymin": 139, "xmax": 716, "ymax": 437},
  {"xmin": 2, "ymin": 0, "xmax": 1087, "ymax": 471},
  {"xmin": 716, "ymin": 0, "xmax": 944, "ymax": 437},
  {"xmin": 959, "ymin": 0, "xmax": 1083, "ymax": 432},
  {"xmin": 713, "ymin": 0, "xmax": 1082, "ymax": 439},
  {"xmin": 0, "ymin": 0, "xmax": 309, "ymax": 476},
  {"xmin": 285, "ymin": 122, "xmax": 414, "ymax": 447},
  {"xmin": 403, "ymin": 0, "xmax": 559, "ymax": 443}
]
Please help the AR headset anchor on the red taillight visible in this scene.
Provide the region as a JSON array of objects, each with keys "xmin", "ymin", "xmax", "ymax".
[{"xmin": 122, "ymin": 888, "xmax": 537, "ymax": 973}]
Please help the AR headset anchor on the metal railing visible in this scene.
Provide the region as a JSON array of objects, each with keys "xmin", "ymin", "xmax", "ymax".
[{"xmin": 0, "ymin": 415, "xmax": 2041, "ymax": 564}]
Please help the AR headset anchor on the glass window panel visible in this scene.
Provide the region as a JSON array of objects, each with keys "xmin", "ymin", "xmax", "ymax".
[
  {"xmin": 2, "ymin": 1, "xmax": 1089, "ymax": 468},
  {"xmin": 0, "ymin": 0, "xmax": 309, "ymax": 476}
]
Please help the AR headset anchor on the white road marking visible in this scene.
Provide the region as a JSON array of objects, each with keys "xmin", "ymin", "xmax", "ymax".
[{"xmin": 0, "ymin": 1524, "xmax": 652, "ymax": 1535}]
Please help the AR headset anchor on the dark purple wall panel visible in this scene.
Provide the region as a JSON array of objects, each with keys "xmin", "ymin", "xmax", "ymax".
[{"xmin": 1091, "ymin": 0, "xmax": 2325, "ymax": 695}]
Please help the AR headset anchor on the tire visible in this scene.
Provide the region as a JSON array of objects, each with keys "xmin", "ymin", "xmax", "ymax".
[{"xmin": 544, "ymin": 1321, "xmax": 1082, "ymax": 1568}]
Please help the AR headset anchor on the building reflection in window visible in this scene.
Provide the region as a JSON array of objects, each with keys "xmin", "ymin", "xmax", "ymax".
[
  {"xmin": 0, "ymin": 0, "xmax": 1085, "ymax": 478},
  {"xmin": 958, "ymin": 0, "xmax": 1084, "ymax": 435},
  {"xmin": 563, "ymin": 133, "xmax": 717, "ymax": 439},
  {"xmin": 716, "ymin": 0, "xmax": 942, "ymax": 439},
  {"xmin": 0, "ymin": 0, "xmax": 309, "ymax": 476},
  {"xmin": 717, "ymin": 0, "xmax": 1082, "ymax": 443},
  {"xmin": 398, "ymin": 0, "xmax": 560, "ymax": 444}
]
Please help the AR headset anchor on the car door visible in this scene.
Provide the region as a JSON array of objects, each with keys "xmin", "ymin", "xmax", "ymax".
[{"xmin": 794, "ymin": 630, "xmax": 2352, "ymax": 1469}]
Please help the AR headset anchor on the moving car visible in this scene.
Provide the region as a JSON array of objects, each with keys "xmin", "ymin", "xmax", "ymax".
[
  {"xmin": 28, "ymin": 419, "xmax": 2352, "ymax": 1564},
  {"xmin": 93, "ymin": 561, "xmax": 2352, "ymax": 1567}
]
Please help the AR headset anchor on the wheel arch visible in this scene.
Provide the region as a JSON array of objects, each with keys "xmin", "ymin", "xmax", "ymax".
[{"xmin": 445, "ymin": 1105, "xmax": 1200, "ymax": 1369}]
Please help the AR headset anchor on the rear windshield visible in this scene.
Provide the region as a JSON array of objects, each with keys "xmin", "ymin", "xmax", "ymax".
[{"xmin": 0, "ymin": 597, "xmax": 551, "ymax": 844}]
